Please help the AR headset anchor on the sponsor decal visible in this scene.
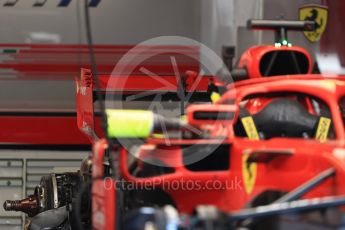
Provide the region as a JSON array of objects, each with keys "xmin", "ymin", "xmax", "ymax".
[
  {"xmin": 299, "ymin": 4, "xmax": 328, "ymax": 43},
  {"xmin": 241, "ymin": 116, "xmax": 260, "ymax": 140},
  {"xmin": 242, "ymin": 153, "xmax": 257, "ymax": 195},
  {"xmin": 315, "ymin": 117, "xmax": 331, "ymax": 142}
]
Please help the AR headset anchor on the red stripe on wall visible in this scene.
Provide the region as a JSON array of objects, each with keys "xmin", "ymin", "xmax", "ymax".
[{"xmin": 0, "ymin": 44, "xmax": 200, "ymax": 79}]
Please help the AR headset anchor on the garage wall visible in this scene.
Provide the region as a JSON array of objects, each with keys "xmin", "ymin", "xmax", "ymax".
[
  {"xmin": 322, "ymin": 0, "xmax": 345, "ymax": 68},
  {"xmin": 0, "ymin": 0, "xmax": 202, "ymax": 111},
  {"xmin": 200, "ymin": 0, "xmax": 322, "ymax": 61},
  {"xmin": 0, "ymin": 0, "xmax": 327, "ymax": 112},
  {"xmin": 200, "ymin": 0, "xmax": 263, "ymax": 58},
  {"xmin": 0, "ymin": 0, "xmax": 201, "ymax": 44}
]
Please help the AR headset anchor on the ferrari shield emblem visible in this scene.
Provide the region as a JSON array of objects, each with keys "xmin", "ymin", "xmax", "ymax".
[
  {"xmin": 242, "ymin": 153, "xmax": 257, "ymax": 194},
  {"xmin": 299, "ymin": 4, "xmax": 328, "ymax": 42}
]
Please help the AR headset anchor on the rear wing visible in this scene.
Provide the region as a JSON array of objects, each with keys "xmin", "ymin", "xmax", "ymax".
[{"xmin": 76, "ymin": 68, "xmax": 217, "ymax": 142}]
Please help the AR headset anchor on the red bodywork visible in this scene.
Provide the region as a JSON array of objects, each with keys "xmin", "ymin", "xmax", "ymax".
[
  {"xmin": 120, "ymin": 76, "xmax": 345, "ymax": 213},
  {"xmin": 238, "ymin": 45, "xmax": 313, "ymax": 79},
  {"xmin": 236, "ymin": 44, "xmax": 314, "ymax": 113},
  {"xmin": 76, "ymin": 65, "xmax": 345, "ymax": 229},
  {"xmin": 76, "ymin": 68, "xmax": 216, "ymax": 229}
]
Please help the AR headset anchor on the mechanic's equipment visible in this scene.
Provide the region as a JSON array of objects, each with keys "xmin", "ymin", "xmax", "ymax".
[
  {"xmin": 4, "ymin": 173, "xmax": 82, "ymax": 214},
  {"xmin": 106, "ymin": 110, "xmax": 186, "ymax": 138},
  {"xmin": 3, "ymin": 195, "xmax": 39, "ymax": 217},
  {"xmin": 3, "ymin": 171, "xmax": 91, "ymax": 229},
  {"xmin": 26, "ymin": 207, "xmax": 69, "ymax": 230}
]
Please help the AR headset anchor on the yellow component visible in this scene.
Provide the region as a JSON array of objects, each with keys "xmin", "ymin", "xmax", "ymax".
[
  {"xmin": 210, "ymin": 92, "xmax": 221, "ymax": 103},
  {"xmin": 299, "ymin": 5, "xmax": 328, "ymax": 43},
  {"xmin": 242, "ymin": 153, "xmax": 257, "ymax": 195},
  {"xmin": 315, "ymin": 117, "xmax": 331, "ymax": 142},
  {"xmin": 106, "ymin": 110, "xmax": 154, "ymax": 138},
  {"xmin": 152, "ymin": 133, "xmax": 164, "ymax": 139},
  {"xmin": 241, "ymin": 116, "xmax": 260, "ymax": 140}
]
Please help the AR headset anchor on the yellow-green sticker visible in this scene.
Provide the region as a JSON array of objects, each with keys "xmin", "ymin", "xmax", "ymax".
[
  {"xmin": 241, "ymin": 116, "xmax": 260, "ymax": 140},
  {"xmin": 106, "ymin": 110, "xmax": 154, "ymax": 138},
  {"xmin": 315, "ymin": 117, "xmax": 331, "ymax": 142}
]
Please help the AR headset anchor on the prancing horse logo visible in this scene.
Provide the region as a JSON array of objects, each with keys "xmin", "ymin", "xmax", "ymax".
[{"xmin": 299, "ymin": 4, "xmax": 328, "ymax": 43}]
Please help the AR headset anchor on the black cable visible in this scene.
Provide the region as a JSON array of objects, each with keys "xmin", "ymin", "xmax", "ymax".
[
  {"xmin": 83, "ymin": 2, "xmax": 121, "ymax": 229},
  {"xmin": 83, "ymin": 0, "xmax": 109, "ymax": 139},
  {"xmin": 83, "ymin": 0, "xmax": 116, "ymax": 173}
]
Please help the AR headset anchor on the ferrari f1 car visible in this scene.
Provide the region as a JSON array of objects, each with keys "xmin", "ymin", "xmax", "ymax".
[
  {"xmin": 97, "ymin": 75, "xmax": 345, "ymax": 230},
  {"xmin": 4, "ymin": 20, "xmax": 345, "ymax": 230}
]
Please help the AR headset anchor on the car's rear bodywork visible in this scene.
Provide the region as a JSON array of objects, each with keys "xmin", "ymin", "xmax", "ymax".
[{"xmin": 76, "ymin": 68, "xmax": 345, "ymax": 229}]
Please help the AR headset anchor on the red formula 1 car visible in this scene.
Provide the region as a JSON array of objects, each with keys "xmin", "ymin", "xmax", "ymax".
[
  {"xmin": 83, "ymin": 74, "xmax": 345, "ymax": 230},
  {"xmin": 80, "ymin": 20, "xmax": 345, "ymax": 230},
  {"xmin": 4, "ymin": 20, "xmax": 345, "ymax": 230}
]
